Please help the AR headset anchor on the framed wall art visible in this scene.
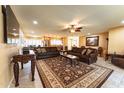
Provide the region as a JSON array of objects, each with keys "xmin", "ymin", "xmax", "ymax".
[{"xmin": 86, "ymin": 36, "xmax": 99, "ymax": 46}]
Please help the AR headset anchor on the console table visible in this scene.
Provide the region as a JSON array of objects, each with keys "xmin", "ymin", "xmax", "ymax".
[{"xmin": 12, "ymin": 50, "xmax": 36, "ymax": 87}]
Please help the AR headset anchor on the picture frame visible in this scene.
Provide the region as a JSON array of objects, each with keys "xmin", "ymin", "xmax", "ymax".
[{"xmin": 86, "ymin": 36, "xmax": 99, "ymax": 46}]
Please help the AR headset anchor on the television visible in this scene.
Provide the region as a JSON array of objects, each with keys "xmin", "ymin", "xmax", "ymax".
[{"xmin": 2, "ymin": 5, "xmax": 20, "ymax": 44}]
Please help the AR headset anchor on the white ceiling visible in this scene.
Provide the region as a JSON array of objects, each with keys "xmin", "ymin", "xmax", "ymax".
[{"xmin": 11, "ymin": 5, "xmax": 124, "ymax": 37}]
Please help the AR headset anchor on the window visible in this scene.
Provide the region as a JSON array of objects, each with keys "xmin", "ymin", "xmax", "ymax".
[
  {"xmin": 24, "ymin": 39, "xmax": 43, "ymax": 47},
  {"xmin": 51, "ymin": 39, "xmax": 62, "ymax": 45},
  {"xmin": 7, "ymin": 38, "xmax": 19, "ymax": 45}
]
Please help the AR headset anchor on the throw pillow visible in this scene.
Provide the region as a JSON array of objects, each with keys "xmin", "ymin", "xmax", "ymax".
[
  {"xmin": 36, "ymin": 48, "xmax": 42, "ymax": 53},
  {"xmin": 41, "ymin": 48, "xmax": 46, "ymax": 53},
  {"xmin": 81, "ymin": 49, "xmax": 87, "ymax": 55},
  {"xmin": 86, "ymin": 49, "xmax": 93, "ymax": 56}
]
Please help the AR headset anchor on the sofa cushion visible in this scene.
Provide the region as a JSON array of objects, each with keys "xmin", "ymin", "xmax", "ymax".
[
  {"xmin": 36, "ymin": 48, "xmax": 42, "ymax": 53},
  {"xmin": 81, "ymin": 55, "xmax": 89, "ymax": 59},
  {"xmin": 76, "ymin": 48, "xmax": 83, "ymax": 53},
  {"xmin": 47, "ymin": 52, "xmax": 58, "ymax": 55},
  {"xmin": 51, "ymin": 47, "xmax": 58, "ymax": 52},
  {"xmin": 41, "ymin": 48, "xmax": 46, "ymax": 53},
  {"xmin": 37, "ymin": 52, "xmax": 47, "ymax": 56},
  {"xmin": 45, "ymin": 48, "xmax": 51, "ymax": 52},
  {"xmin": 72, "ymin": 47, "xmax": 83, "ymax": 53},
  {"xmin": 86, "ymin": 49, "xmax": 93, "ymax": 56},
  {"xmin": 72, "ymin": 47, "xmax": 77, "ymax": 52}
]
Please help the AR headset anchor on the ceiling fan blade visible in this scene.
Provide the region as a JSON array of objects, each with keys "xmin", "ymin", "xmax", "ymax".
[
  {"xmin": 77, "ymin": 27, "xmax": 83, "ymax": 29},
  {"xmin": 75, "ymin": 29, "xmax": 81, "ymax": 32}
]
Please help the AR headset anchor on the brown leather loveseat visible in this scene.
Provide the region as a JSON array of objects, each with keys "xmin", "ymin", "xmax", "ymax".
[{"xmin": 111, "ymin": 54, "xmax": 124, "ymax": 68}]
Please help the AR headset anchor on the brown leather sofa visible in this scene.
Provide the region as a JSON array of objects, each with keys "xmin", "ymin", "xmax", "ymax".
[
  {"xmin": 67, "ymin": 47, "xmax": 98, "ymax": 64},
  {"xmin": 111, "ymin": 54, "xmax": 124, "ymax": 68},
  {"xmin": 34, "ymin": 47, "xmax": 60, "ymax": 60}
]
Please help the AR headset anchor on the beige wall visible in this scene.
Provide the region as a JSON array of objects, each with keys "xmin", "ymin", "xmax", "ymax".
[
  {"xmin": 63, "ymin": 37, "xmax": 67, "ymax": 47},
  {"xmin": 0, "ymin": 6, "xmax": 3, "ymax": 43},
  {"xmin": 0, "ymin": 6, "xmax": 19, "ymax": 88},
  {"xmin": 108, "ymin": 27, "xmax": 124, "ymax": 54},
  {"xmin": 98, "ymin": 33, "xmax": 108, "ymax": 51},
  {"xmin": 79, "ymin": 32, "xmax": 108, "ymax": 49},
  {"xmin": 79, "ymin": 36, "xmax": 84, "ymax": 47},
  {"xmin": 0, "ymin": 46, "xmax": 19, "ymax": 87}
]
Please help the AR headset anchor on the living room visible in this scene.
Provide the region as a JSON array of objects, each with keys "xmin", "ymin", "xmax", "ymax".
[{"xmin": 1, "ymin": 3, "xmax": 124, "ymax": 90}]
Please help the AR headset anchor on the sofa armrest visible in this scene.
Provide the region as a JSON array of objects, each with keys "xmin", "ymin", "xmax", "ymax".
[{"xmin": 89, "ymin": 53, "xmax": 97, "ymax": 63}]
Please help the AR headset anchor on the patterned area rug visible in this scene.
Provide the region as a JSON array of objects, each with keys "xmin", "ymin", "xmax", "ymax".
[{"xmin": 36, "ymin": 56, "xmax": 113, "ymax": 88}]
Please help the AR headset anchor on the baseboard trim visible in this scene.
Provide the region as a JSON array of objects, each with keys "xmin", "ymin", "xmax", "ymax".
[{"xmin": 7, "ymin": 76, "xmax": 14, "ymax": 88}]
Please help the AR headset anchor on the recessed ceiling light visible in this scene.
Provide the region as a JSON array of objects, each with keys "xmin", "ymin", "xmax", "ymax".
[
  {"xmin": 121, "ymin": 20, "xmax": 124, "ymax": 24},
  {"xmin": 31, "ymin": 31, "xmax": 34, "ymax": 34},
  {"xmin": 88, "ymin": 33, "xmax": 91, "ymax": 35},
  {"xmin": 33, "ymin": 20, "xmax": 38, "ymax": 24},
  {"xmin": 12, "ymin": 28, "xmax": 16, "ymax": 31}
]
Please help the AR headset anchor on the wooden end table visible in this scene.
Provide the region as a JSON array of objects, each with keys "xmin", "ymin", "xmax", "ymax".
[{"xmin": 12, "ymin": 50, "xmax": 36, "ymax": 87}]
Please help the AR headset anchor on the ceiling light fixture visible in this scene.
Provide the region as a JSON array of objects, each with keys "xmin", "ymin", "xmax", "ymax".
[
  {"xmin": 31, "ymin": 31, "xmax": 34, "ymax": 34},
  {"xmin": 33, "ymin": 20, "xmax": 38, "ymax": 24},
  {"xmin": 121, "ymin": 20, "xmax": 124, "ymax": 24}
]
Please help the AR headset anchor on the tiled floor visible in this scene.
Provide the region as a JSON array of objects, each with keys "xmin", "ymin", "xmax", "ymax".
[
  {"xmin": 96, "ymin": 57, "xmax": 124, "ymax": 88},
  {"xmin": 10, "ymin": 57, "xmax": 124, "ymax": 88}
]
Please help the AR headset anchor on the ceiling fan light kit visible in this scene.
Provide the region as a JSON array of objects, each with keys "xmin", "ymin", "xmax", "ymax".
[
  {"xmin": 70, "ymin": 29, "xmax": 75, "ymax": 33},
  {"xmin": 68, "ymin": 24, "xmax": 83, "ymax": 33}
]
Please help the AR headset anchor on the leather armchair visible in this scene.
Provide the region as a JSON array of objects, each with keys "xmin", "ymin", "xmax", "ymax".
[{"xmin": 111, "ymin": 54, "xmax": 124, "ymax": 68}]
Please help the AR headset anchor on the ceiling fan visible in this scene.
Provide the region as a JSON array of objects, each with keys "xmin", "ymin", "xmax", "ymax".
[{"xmin": 61, "ymin": 24, "xmax": 83, "ymax": 33}]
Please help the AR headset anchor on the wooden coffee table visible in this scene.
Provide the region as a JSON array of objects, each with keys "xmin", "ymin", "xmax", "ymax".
[{"xmin": 60, "ymin": 54, "xmax": 79, "ymax": 67}]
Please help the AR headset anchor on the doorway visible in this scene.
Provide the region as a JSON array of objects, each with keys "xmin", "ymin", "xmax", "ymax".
[{"xmin": 68, "ymin": 36, "xmax": 79, "ymax": 50}]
